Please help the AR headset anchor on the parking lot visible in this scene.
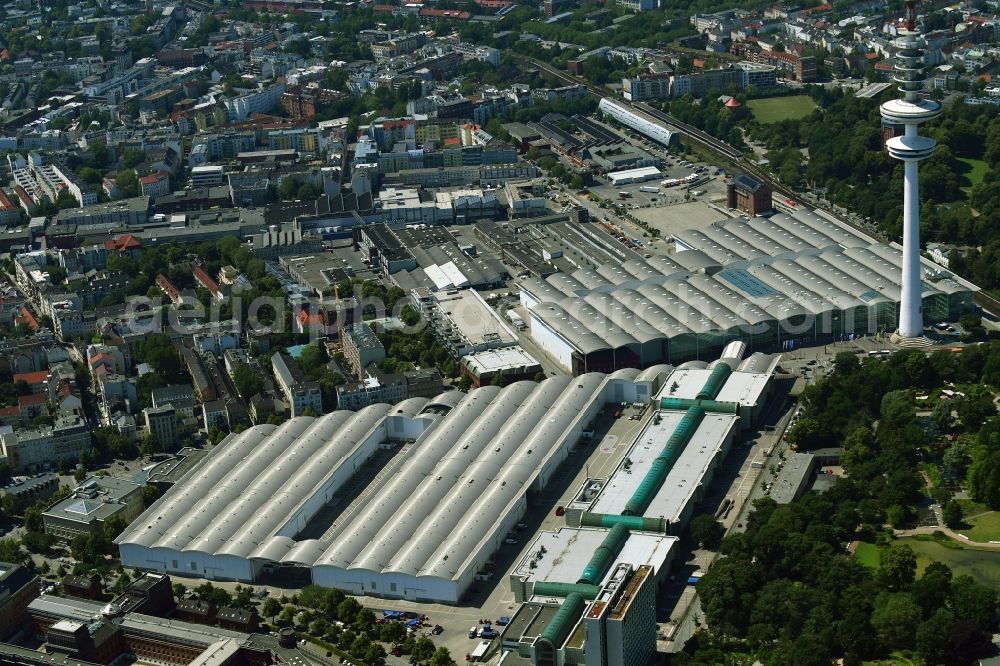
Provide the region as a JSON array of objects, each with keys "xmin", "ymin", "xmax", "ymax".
[{"xmin": 588, "ymin": 157, "xmax": 727, "ymax": 211}]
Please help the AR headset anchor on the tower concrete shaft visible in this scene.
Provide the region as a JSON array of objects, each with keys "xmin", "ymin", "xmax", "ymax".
[{"xmin": 880, "ymin": 0, "xmax": 940, "ymax": 339}]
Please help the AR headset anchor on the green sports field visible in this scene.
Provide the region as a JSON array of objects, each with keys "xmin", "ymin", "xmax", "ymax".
[{"xmin": 747, "ymin": 95, "xmax": 818, "ymax": 123}]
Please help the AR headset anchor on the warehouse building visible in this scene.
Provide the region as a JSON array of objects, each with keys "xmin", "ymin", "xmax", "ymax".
[
  {"xmin": 598, "ymin": 98, "xmax": 681, "ymax": 147},
  {"xmin": 565, "ymin": 348, "xmax": 773, "ymax": 534},
  {"xmin": 519, "ymin": 209, "xmax": 977, "ymax": 373},
  {"xmin": 116, "ymin": 369, "xmax": 672, "ymax": 604}
]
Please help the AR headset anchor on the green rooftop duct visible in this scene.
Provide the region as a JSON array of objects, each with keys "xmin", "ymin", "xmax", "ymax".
[
  {"xmin": 580, "ymin": 512, "xmax": 668, "ymax": 533},
  {"xmin": 576, "ymin": 523, "xmax": 630, "ymax": 585},
  {"xmin": 659, "ymin": 397, "xmax": 739, "ymax": 414},
  {"xmin": 696, "ymin": 363, "xmax": 732, "ymax": 401},
  {"xmin": 622, "ymin": 406, "xmax": 705, "ymax": 516},
  {"xmin": 532, "ymin": 581, "xmax": 601, "ymax": 600},
  {"xmin": 539, "ymin": 592, "xmax": 586, "ymax": 649}
]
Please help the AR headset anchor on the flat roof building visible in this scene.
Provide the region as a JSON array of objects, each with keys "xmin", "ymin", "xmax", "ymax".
[
  {"xmin": 461, "ymin": 346, "xmax": 542, "ymax": 387},
  {"xmin": 770, "ymin": 452, "xmax": 816, "ymax": 504},
  {"xmin": 509, "ymin": 527, "xmax": 678, "ymax": 603},
  {"xmin": 42, "ymin": 476, "xmax": 143, "ymax": 541},
  {"xmin": 428, "ymin": 288, "xmax": 519, "ymax": 358}
]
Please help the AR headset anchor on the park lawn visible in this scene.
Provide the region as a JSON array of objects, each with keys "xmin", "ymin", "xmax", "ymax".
[
  {"xmin": 958, "ymin": 157, "xmax": 988, "ymax": 193},
  {"xmin": 747, "ymin": 95, "xmax": 817, "ymax": 123},
  {"xmin": 854, "ymin": 541, "xmax": 881, "ymax": 569},
  {"xmin": 862, "ymin": 652, "xmax": 919, "ymax": 666},
  {"xmin": 958, "ymin": 498, "xmax": 990, "ymax": 517},
  {"xmin": 963, "ymin": 511, "xmax": 1000, "ymax": 542}
]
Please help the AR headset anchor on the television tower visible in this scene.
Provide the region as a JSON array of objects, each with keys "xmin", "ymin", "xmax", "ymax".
[{"xmin": 881, "ymin": 0, "xmax": 940, "ymax": 339}]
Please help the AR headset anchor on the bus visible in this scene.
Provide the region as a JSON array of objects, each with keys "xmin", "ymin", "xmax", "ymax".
[
  {"xmin": 470, "ymin": 641, "xmax": 491, "ymax": 662},
  {"xmin": 867, "ymin": 350, "xmax": 892, "ymax": 358},
  {"xmin": 618, "ymin": 191, "xmax": 632, "ymax": 199}
]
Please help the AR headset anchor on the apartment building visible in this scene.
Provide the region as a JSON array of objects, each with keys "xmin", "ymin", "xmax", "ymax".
[
  {"xmin": 342, "ymin": 324, "xmax": 386, "ymax": 377},
  {"xmin": 0, "ymin": 415, "xmax": 92, "ymax": 472},
  {"xmin": 271, "ymin": 352, "xmax": 322, "ymax": 417}
]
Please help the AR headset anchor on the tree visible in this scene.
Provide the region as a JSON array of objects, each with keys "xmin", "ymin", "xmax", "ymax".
[
  {"xmin": 233, "ymin": 364, "xmax": 263, "ymax": 398},
  {"xmin": 943, "ymin": 500, "xmax": 963, "ymax": 529},
  {"xmin": 950, "ymin": 574, "xmax": 998, "ymax": 630},
  {"xmin": 336, "ymin": 597, "xmax": 361, "ymax": 624},
  {"xmin": 870, "ymin": 592, "xmax": 921, "ymax": 649},
  {"xmin": 950, "ymin": 618, "xmax": 992, "ymax": 662},
  {"xmin": 912, "ymin": 561, "xmax": 952, "ymax": 616},
  {"xmin": 429, "ymin": 647, "xmax": 456, "ymax": 666},
  {"xmin": 309, "ymin": 618, "xmax": 329, "ymax": 637},
  {"xmin": 140, "ymin": 432, "xmax": 161, "ymax": 456},
  {"xmin": 930, "ymin": 399, "xmax": 952, "ymax": 432},
  {"xmin": 261, "ymin": 597, "xmax": 282, "ymax": 622},
  {"xmin": 942, "ymin": 438, "xmax": 972, "ymax": 479},
  {"xmin": 916, "ymin": 608, "xmax": 953, "ymax": 665},
  {"xmin": 134, "ymin": 335, "xmax": 185, "ymax": 381},
  {"xmin": 297, "ymin": 183, "xmax": 320, "ymax": 200},
  {"xmin": 349, "ymin": 634, "xmax": 371, "ymax": 659},
  {"xmin": 787, "ymin": 416, "xmax": 824, "ymax": 449},
  {"xmin": 194, "ymin": 582, "xmax": 233, "ymax": 607},
  {"xmin": 411, "ymin": 637, "xmax": 435, "ymax": 663},
  {"xmin": 142, "ymin": 484, "xmax": 161, "ymax": 508},
  {"xmin": 364, "ymin": 643, "xmax": 386, "ymax": 664},
  {"xmin": 689, "ymin": 514, "xmax": 725, "ymax": 549},
  {"xmin": 122, "ymin": 149, "xmax": 146, "ymax": 169},
  {"xmin": 116, "ymin": 169, "xmax": 139, "ymax": 198},
  {"xmin": 967, "ymin": 446, "xmax": 1000, "ymax": 509},
  {"xmin": 0, "ymin": 538, "xmax": 23, "ymax": 564},
  {"xmin": 879, "ymin": 544, "xmax": 917, "ymax": 591},
  {"xmin": 104, "ymin": 516, "xmax": 127, "ymax": 541}
]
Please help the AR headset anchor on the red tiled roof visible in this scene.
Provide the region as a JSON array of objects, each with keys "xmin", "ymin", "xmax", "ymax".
[
  {"xmin": 13, "ymin": 184, "xmax": 31, "ymax": 207},
  {"xmin": 192, "ymin": 266, "xmax": 220, "ymax": 295},
  {"xmin": 298, "ymin": 310, "xmax": 324, "ymax": 325},
  {"xmin": 17, "ymin": 393, "xmax": 46, "ymax": 407},
  {"xmin": 13, "ymin": 370, "xmax": 48, "ymax": 386},
  {"xmin": 15, "ymin": 307, "xmax": 38, "ymax": 331},
  {"xmin": 89, "ymin": 352, "xmax": 114, "ymax": 367},
  {"xmin": 0, "ymin": 189, "xmax": 17, "ymax": 211},
  {"xmin": 156, "ymin": 274, "xmax": 180, "ymax": 299},
  {"xmin": 0, "ymin": 406, "xmax": 20, "ymax": 417},
  {"xmin": 104, "ymin": 234, "xmax": 142, "ymax": 252}
]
